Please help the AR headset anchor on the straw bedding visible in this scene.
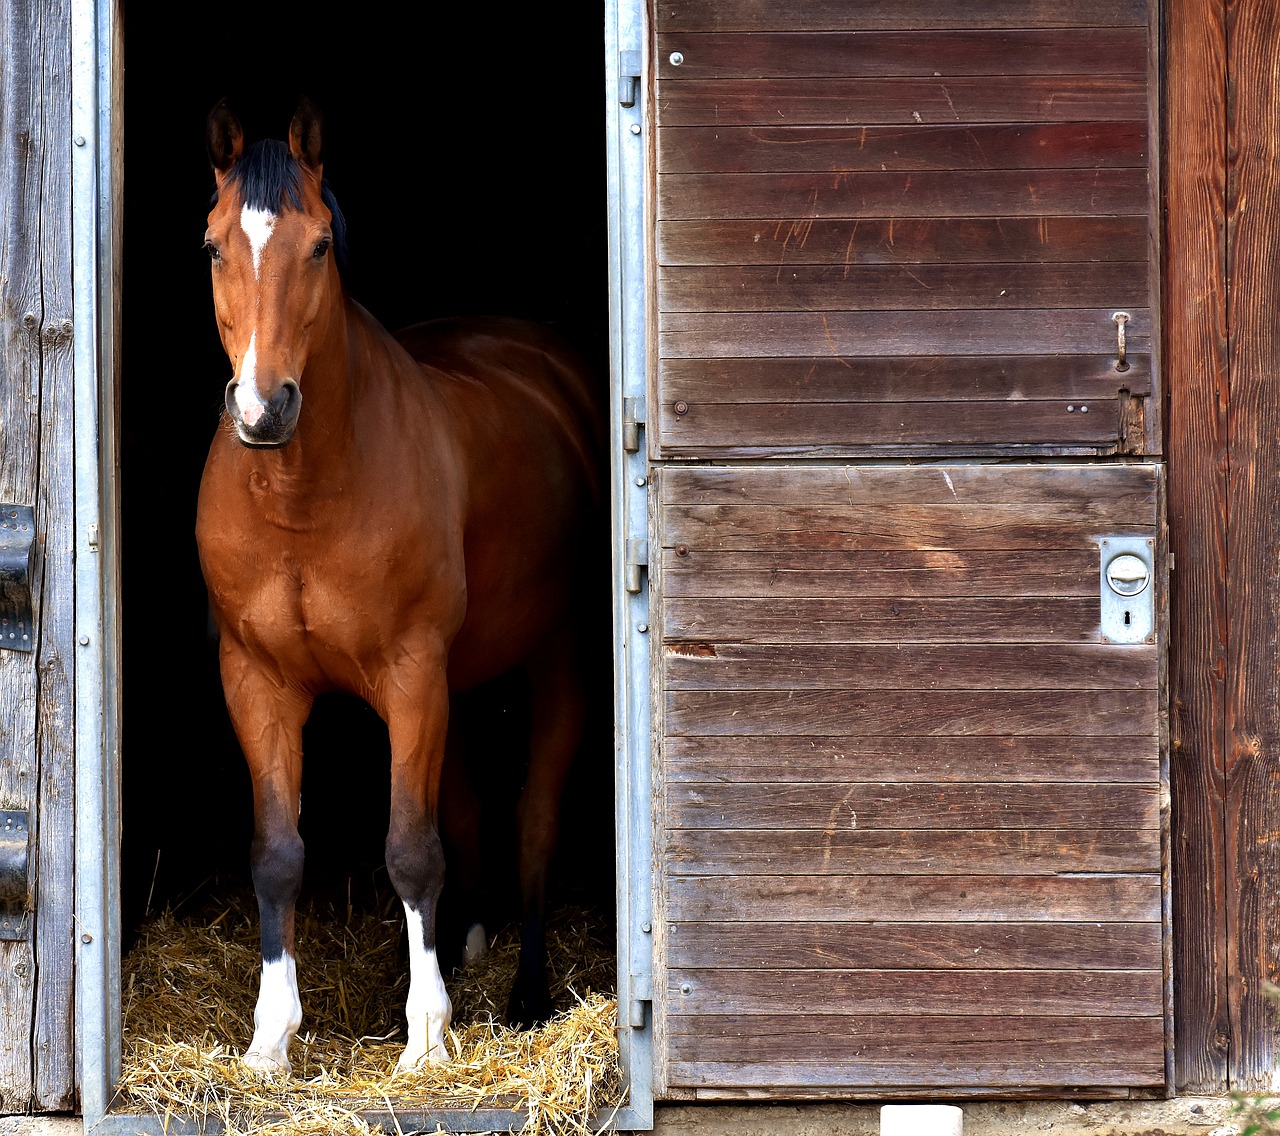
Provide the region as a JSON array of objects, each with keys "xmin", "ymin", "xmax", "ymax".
[{"xmin": 118, "ymin": 889, "xmax": 623, "ymax": 1135}]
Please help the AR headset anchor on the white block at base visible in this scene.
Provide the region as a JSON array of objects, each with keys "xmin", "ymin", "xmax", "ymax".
[{"xmin": 881, "ymin": 1104, "xmax": 964, "ymax": 1136}]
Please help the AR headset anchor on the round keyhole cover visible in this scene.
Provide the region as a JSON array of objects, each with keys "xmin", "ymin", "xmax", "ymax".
[{"xmin": 1106, "ymin": 552, "xmax": 1151, "ymax": 597}]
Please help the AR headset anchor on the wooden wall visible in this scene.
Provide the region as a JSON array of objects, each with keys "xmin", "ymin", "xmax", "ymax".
[
  {"xmin": 0, "ymin": 0, "xmax": 77, "ymax": 1112},
  {"xmin": 1166, "ymin": 0, "xmax": 1280, "ymax": 1094}
]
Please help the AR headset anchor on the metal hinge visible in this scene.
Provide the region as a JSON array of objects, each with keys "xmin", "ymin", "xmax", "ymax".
[
  {"xmin": 626, "ymin": 538, "xmax": 648, "ymax": 595},
  {"xmin": 0, "ymin": 810, "xmax": 31, "ymax": 940},
  {"xmin": 619, "ymin": 49, "xmax": 641, "ymax": 108},
  {"xmin": 622, "ymin": 396, "xmax": 645, "ymax": 453},
  {"xmin": 0, "ymin": 504, "xmax": 35, "ymax": 653},
  {"xmin": 629, "ymin": 970, "xmax": 653, "ymax": 1029}
]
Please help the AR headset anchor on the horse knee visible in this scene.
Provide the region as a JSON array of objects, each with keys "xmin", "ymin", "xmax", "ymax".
[
  {"xmin": 250, "ymin": 830, "xmax": 305, "ymax": 904},
  {"xmin": 385, "ymin": 822, "xmax": 445, "ymax": 909}
]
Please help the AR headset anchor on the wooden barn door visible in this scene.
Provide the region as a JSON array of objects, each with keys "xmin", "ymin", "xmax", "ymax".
[{"xmin": 646, "ymin": 0, "xmax": 1168, "ymax": 1098}]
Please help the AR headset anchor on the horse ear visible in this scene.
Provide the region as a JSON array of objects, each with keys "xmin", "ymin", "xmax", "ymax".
[
  {"xmin": 206, "ymin": 99, "xmax": 244, "ymax": 175},
  {"xmin": 289, "ymin": 98, "xmax": 324, "ymax": 171}
]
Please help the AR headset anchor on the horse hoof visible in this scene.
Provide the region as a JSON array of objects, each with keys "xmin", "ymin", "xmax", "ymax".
[
  {"xmin": 242, "ymin": 1049, "xmax": 292, "ymax": 1078},
  {"xmin": 506, "ymin": 979, "xmax": 553, "ymax": 1030},
  {"xmin": 394, "ymin": 1043, "xmax": 449, "ymax": 1073},
  {"xmin": 462, "ymin": 923, "xmax": 489, "ymax": 965}
]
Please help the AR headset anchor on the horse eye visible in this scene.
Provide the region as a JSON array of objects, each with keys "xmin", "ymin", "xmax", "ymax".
[
  {"xmin": 312, "ymin": 238, "xmax": 331, "ymax": 261},
  {"xmin": 203, "ymin": 240, "xmax": 221, "ymax": 262}
]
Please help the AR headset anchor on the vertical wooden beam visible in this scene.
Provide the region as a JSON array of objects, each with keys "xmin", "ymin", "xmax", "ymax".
[
  {"xmin": 1165, "ymin": 0, "xmax": 1231, "ymax": 1094},
  {"xmin": 1225, "ymin": 0, "xmax": 1280, "ymax": 1091}
]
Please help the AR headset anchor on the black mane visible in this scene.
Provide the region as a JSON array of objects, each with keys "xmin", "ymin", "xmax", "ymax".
[{"xmin": 214, "ymin": 138, "xmax": 349, "ymax": 270}]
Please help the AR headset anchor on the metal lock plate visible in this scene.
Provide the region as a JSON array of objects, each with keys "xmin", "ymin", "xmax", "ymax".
[
  {"xmin": 1098, "ymin": 536, "xmax": 1155, "ymax": 644},
  {"xmin": 0, "ymin": 504, "xmax": 35, "ymax": 653},
  {"xmin": 0, "ymin": 810, "xmax": 30, "ymax": 940}
]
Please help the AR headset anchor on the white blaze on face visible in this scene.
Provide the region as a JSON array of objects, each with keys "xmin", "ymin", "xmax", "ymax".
[
  {"xmin": 396, "ymin": 905, "xmax": 452, "ymax": 1071},
  {"xmin": 240, "ymin": 204, "xmax": 277, "ymax": 279},
  {"xmin": 243, "ymin": 953, "xmax": 302, "ymax": 1077},
  {"xmin": 234, "ymin": 332, "xmax": 268, "ymax": 426}
]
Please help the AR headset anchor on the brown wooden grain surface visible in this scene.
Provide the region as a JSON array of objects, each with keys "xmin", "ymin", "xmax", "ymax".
[
  {"xmin": 658, "ymin": 0, "xmax": 1147, "ymax": 32},
  {"xmin": 657, "ymin": 77, "xmax": 1148, "ymax": 127},
  {"xmin": 667, "ymin": 921, "xmax": 1162, "ymax": 970},
  {"xmin": 664, "ymin": 734, "xmax": 1159, "ymax": 783},
  {"xmin": 655, "ymin": 31, "xmax": 1147, "ymax": 80},
  {"xmin": 1165, "ymin": 0, "xmax": 1230, "ymax": 1094},
  {"xmin": 666, "ymin": 827, "xmax": 1160, "ymax": 875},
  {"xmin": 657, "ymin": 219, "xmax": 1150, "ymax": 266},
  {"xmin": 1223, "ymin": 0, "xmax": 1280, "ymax": 1091}
]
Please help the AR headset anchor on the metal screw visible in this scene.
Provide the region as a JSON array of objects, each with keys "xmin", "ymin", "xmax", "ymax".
[
  {"xmin": 673, "ymin": 400, "xmax": 689, "ymax": 415},
  {"xmin": 680, "ymin": 982, "xmax": 692, "ymax": 995},
  {"xmin": 669, "ymin": 51, "xmax": 684, "ymax": 66},
  {"xmin": 641, "ymin": 921, "xmax": 652, "ymax": 933},
  {"xmin": 1067, "ymin": 405, "xmax": 1076, "ymax": 412},
  {"xmin": 636, "ymin": 623, "xmax": 649, "ymax": 634},
  {"xmin": 78, "ymin": 635, "xmax": 89, "ymax": 645},
  {"xmin": 1080, "ymin": 405, "xmax": 1089, "ymax": 413},
  {"xmin": 675, "ymin": 544, "xmax": 689, "ymax": 557},
  {"xmin": 74, "ymin": 134, "xmax": 85, "ymax": 147},
  {"xmin": 635, "ymin": 476, "xmax": 646, "ymax": 487},
  {"xmin": 81, "ymin": 933, "xmax": 93, "ymax": 944},
  {"xmin": 630, "ymin": 123, "xmax": 641, "ymax": 135}
]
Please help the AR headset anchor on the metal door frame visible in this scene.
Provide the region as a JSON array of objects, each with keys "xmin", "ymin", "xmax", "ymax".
[{"xmin": 71, "ymin": 0, "xmax": 656, "ymax": 1129}]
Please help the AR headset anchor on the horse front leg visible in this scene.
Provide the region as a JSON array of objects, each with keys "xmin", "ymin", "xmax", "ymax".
[
  {"xmin": 220, "ymin": 646, "xmax": 312, "ymax": 1077},
  {"xmin": 383, "ymin": 659, "xmax": 453, "ymax": 1071}
]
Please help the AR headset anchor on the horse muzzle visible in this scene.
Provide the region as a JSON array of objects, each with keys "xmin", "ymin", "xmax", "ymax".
[{"xmin": 225, "ymin": 377, "xmax": 302, "ymax": 448}]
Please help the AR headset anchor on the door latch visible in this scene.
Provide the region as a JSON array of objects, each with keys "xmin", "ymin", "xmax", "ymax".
[{"xmin": 1098, "ymin": 537, "xmax": 1155, "ymax": 644}]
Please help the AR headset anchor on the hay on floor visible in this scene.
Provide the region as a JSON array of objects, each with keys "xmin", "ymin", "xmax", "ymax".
[{"xmin": 118, "ymin": 889, "xmax": 623, "ymax": 1135}]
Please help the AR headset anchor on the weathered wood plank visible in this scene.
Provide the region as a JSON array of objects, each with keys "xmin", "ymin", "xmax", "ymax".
[
  {"xmin": 660, "ymin": 123, "xmax": 1147, "ymax": 175},
  {"xmin": 662, "ymin": 643, "xmax": 1155, "ymax": 686},
  {"xmin": 656, "ymin": 401, "xmax": 1122, "ymax": 449},
  {"xmin": 660, "ymin": 552, "xmax": 1105, "ymax": 598},
  {"xmin": 655, "ymin": 30, "xmax": 1148, "ymax": 80},
  {"xmin": 659, "ymin": 309, "xmax": 1150, "ymax": 358},
  {"xmin": 1164, "ymin": 0, "xmax": 1229, "ymax": 1094},
  {"xmin": 664, "ymin": 596, "xmax": 1104, "ymax": 643},
  {"xmin": 666, "ymin": 827, "xmax": 1161, "ymax": 875},
  {"xmin": 659, "ymin": 1, "xmax": 1148, "ymax": 32},
  {"xmin": 659, "ymin": 462, "xmax": 1158, "ymax": 505},
  {"xmin": 1224, "ymin": 0, "xmax": 1280, "ymax": 1091},
  {"xmin": 665, "ymin": 782, "xmax": 1159, "ymax": 829},
  {"xmin": 668, "ymin": 1058, "xmax": 1164, "ymax": 1091},
  {"xmin": 666, "ymin": 687, "xmax": 1156, "ymax": 737},
  {"xmin": 663, "ymin": 735, "xmax": 1159, "ymax": 784},
  {"xmin": 656, "ymin": 77, "xmax": 1149, "ymax": 127},
  {"xmin": 669, "ymin": 967, "xmax": 1164, "ymax": 1017},
  {"xmin": 666, "ymin": 920, "xmax": 1163, "ymax": 971},
  {"xmin": 659, "ymin": 263, "xmax": 1148, "ymax": 312},
  {"xmin": 666, "ymin": 874, "xmax": 1163, "ymax": 922},
  {"xmin": 658, "ymin": 170, "xmax": 1149, "ymax": 220},
  {"xmin": 657, "ymin": 218, "xmax": 1151, "ymax": 266},
  {"xmin": 662, "ymin": 501, "xmax": 1155, "ymax": 546},
  {"xmin": 659, "ymin": 356, "xmax": 1153, "ymax": 408}
]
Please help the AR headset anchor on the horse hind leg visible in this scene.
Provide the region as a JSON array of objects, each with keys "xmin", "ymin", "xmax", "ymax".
[
  {"xmin": 438, "ymin": 712, "xmax": 490, "ymax": 969},
  {"xmin": 507, "ymin": 625, "xmax": 586, "ymax": 1029}
]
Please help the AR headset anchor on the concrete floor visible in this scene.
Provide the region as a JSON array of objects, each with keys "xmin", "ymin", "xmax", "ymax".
[{"xmin": 0, "ymin": 1095, "xmax": 1262, "ymax": 1136}]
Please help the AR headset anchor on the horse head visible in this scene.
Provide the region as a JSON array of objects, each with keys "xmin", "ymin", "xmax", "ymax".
[{"xmin": 204, "ymin": 98, "xmax": 345, "ymax": 448}]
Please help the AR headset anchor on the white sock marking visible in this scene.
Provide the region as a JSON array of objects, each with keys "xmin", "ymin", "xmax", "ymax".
[
  {"xmin": 397, "ymin": 905, "xmax": 452, "ymax": 1071},
  {"xmin": 240, "ymin": 204, "xmax": 277, "ymax": 279},
  {"xmin": 463, "ymin": 922, "xmax": 489, "ymax": 965},
  {"xmin": 234, "ymin": 333, "xmax": 266, "ymax": 426},
  {"xmin": 244, "ymin": 953, "xmax": 302, "ymax": 1077}
]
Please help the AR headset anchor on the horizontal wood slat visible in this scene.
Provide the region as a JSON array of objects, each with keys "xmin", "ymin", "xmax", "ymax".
[
  {"xmin": 658, "ymin": 356, "xmax": 1152, "ymax": 404},
  {"xmin": 666, "ymin": 687, "xmax": 1156, "ymax": 736},
  {"xmin": 660, "ymin": 462, "xmax": 1158, "ymax": 504},
  {"xmin": 657, "ymin": 77, "xmax": 1149, "ymax": 127},
  {"xmin": 659, "ymin": 262, "xmax": 1148, "ymax": 312},
  {"xmin": 663, "ymin": 642, "xmax": 1155, "ymax": 685},
  {"xmin": 669, "ymin": 968, "xmax": 1163, "ymax": 1016},
  {"xmin": 663, "ymin": 734, "xmax": 1159, "ymax": 784},
  {"xmin": 666, "ymin": 782, "xmax": 1159, "ymax": 828},
  {"xmin": 666, "ymin": 827, "xmax": 1160, "ymax": 875},
  {"xmin": 657, "ymin": 218, "xmax": 1151, "ymax": 266},
  {"xmin": 659, "ymin": 123, "xmax": 1146, "ymax": 174},
  {"xmin": 658, "ymin": 171, "xmax": 1149, "ymax": 220},
  {"xmin": 655, "ymin": 31, "xmax": 1148, "ymax": 80},
  {"xmin": 659, "ymin": 308, "xmax": 1150, "ymax": 357},
  {"xmin": 667, "ymin": 874, "xmax": 1163, "ymax": 922},
  {"xmin": 657, "ymin": 401, "xmax": 1123, "ymax": 449},
  {"xmin": 667, "ymin": 921, "xmax": 1162, "ymax": 970},
  {"xmin": 658, "ymin": 1, "xmax": 1147, "ymax": 33}
]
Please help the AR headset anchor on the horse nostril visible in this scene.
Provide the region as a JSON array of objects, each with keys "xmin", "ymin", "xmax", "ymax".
[{"xmin": 271, "ymin": 381, "xmax": 300, "ymax": 417}]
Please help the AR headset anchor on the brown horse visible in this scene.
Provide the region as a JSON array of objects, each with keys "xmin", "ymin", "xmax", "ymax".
[{"xmin": 194, "ymin": 98, "xmax": 605, "ymax": 1075}]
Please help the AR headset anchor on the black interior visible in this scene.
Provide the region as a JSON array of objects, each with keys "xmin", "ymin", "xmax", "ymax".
[{"xmin": 119, "ymin": 4, "xmax": 613, "ymax": 950}]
